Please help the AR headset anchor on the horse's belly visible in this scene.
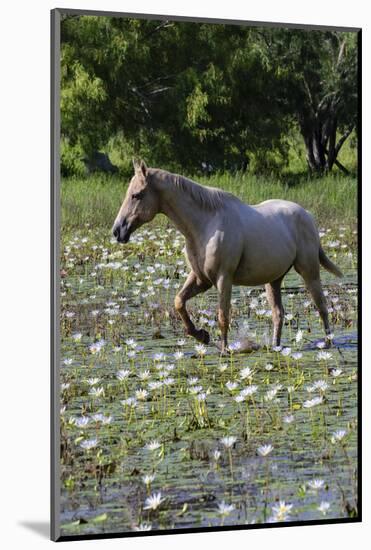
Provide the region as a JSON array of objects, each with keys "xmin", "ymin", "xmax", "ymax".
[
  {"xmin": 233, "ymin": 247, "xmax": 296, "ymax": 286},
  {"xmin": 233, "ymin": 268, "xmax": 290, "ymax": 286}
]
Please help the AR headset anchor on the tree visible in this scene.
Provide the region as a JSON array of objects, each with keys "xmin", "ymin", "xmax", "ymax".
[
  {"xmin": 256, "ymin": 28, "xmax": 358, "ymax": 174},
  {"xmin": 60, "ymin": 16, "xmax": 357, "ymax": 175}
]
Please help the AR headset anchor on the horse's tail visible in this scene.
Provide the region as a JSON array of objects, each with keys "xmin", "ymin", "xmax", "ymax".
[{"xmin": 319, "ymin": 245, "xmax": 343, "ymax": 278}]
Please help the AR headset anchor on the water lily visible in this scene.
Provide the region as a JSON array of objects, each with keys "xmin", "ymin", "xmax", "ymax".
[
  {"xmin": 331, "ymin": 429, "xmax": 347, "ymax": 443},
  {"xmin": 257, "ymin": 444, "xmax": 274, "ymax": 457},
  {"xmin": 80, "ymin": 438, "xmax": 98, "ymax": 450},
  {"xmin": 220, "ymin": 436, "xmax": 237, "ymax": 449},
  {"xmin": 270, "ymin": 501, "xmax": 293, "ymax": 522},
  {"xmin": 217, "ymin": 501, "xmax": 235, "ymax": 516},
  {"xmin": 145, "ymin": 440, "xmax": 161, "ymax": 451},
  {"xmin": 318, "ymin": 501, "xmax": 331, "ymax": 515},
  {"xmin": 303, "ymin": 396, "xmax": 323, "ymax": 408},
  {"xmin": 143, "ymin": 492, "xmax": 165, "ymax": 511},
  {"xmin": 308, "ymin": 479, "xmax": 325, "ymax": 490}
]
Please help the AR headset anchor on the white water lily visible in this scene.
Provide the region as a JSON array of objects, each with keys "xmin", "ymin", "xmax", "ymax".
[
  {"xmin": 117, "ymin": 369, "xmax": 130, "ymax": 381},
  {"xmin": 226, "ymin": 381, "xmax": 239, "ymax": 391},
  {"xmin": 316, "ymin": 351, "xmax": 333, "ymax": 361},
  {"xmin": 74, "ymin": 416, "xmax": 89, "ymax": 428},
  {"xmin": 145, "ymin": 440, "xmax": 161, "ymax": 451},
  {"xmin": 257, "ymin": 444, "xmax": 274, "ymax": 457},
  {"xmin": 318, "ymin": 501, "xmax": 331, "ymax": 515},
  {"xmin": 240, "ymin": 366, "xmax": 253, "ymax": 379},
  {"xmin": 331, "ymin": 429, "xmax": 347, "ymax": 443},
  {"xmin": 221, "ymin": 436, "xmax": 237, "ymax": 448},
  {"xmin": 142, "ymin": 474, "xmax": 156, "ymax": 485},
  {"xmin": 234, "ymin": 394, "xmax": 245, "ymax": 403},
  {"xmin": 80, "ymin": 438, "xmax": 98, "ymax": 450},
  {"xmin": 135, "ymin": 388, "xmax": 149, "ymax": 400},
  {"xmin": 138, "ymin": 370, "xmax": 151, "ymax": 381},
  {"xmin": 135, "ymin": 523, "xmax": 152, "ymax": 531},
  {"xmin": 217, "ymin": 501, "xmax": 235, "ymax": 516},
  {"xmin": 303, "ymin": 396, "xmax": 323, "ymax": 408},
  {"xmin": 240, "ymin": 385, "xmax": 258, "ymax": 397},
  {"xmin": 195, "ymin": 343, "xmax": 207, "ymax": 356},
  {"xmin": 143, "ymin": 492, "xmax": 165, "ymax": 511},
  {"xmin": 295, "ymin": 329, "xmax": 303, "ymax": 343},
  {"xmin": 213, "ymin": 450, "xmax": 221, "ymax": 461},
  {"xmin": 271, "ymin": 501, "xmax": 293, "ymax": 522},
  {"xmin": 308, "ymin": 479, "xmax": 325, "ymax": 490},
  {"xmin": 228, "ymin": 341, "xmax": 242, "ymax": 352}
]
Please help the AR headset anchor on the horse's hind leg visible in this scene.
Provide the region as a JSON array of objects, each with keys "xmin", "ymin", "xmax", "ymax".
[
  {"xmin": 295, "ymin": 260, "xmax": 331, "ymax": 342},
  {"xmin": 216, "ymin": 275, "xmax": 232, "ymax": 354},
  {"xmin": 265, "ymin": 277, "xmax": 284, "ymax": 347},
  {"xmin": 174, "ymin": 271, "xmax": 211, "ymax": 344},
  {"xmin": 304, "ymin": 277, "xmax": 331, "ymax": 340}
]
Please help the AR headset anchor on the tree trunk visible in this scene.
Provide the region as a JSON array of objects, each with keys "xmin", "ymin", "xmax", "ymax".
[
  {"xmin": 325, "ymin": 117, "xmax": 337, "ymax": 171},
  {"xmin": 299, "ymin": 114, "xmax": 353, "ymax": 175},
  {"xmin": 300, "ymin": 121, "xmax": 327, "ymax": 174}
]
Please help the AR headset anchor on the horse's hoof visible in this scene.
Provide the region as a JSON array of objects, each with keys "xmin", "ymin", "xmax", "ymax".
[
  {"xmin": 215, "ymin": 342, "xmax": 230, "ymax": 356},
  {"xmin": 194, "ymin": 328, "xmax": 210, "ymax": 344}
]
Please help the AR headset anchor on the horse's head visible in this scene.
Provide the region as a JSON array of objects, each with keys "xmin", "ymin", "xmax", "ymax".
[{"xmin": 112, "ymin": 160, "xmax": 160, "ymax": 243}]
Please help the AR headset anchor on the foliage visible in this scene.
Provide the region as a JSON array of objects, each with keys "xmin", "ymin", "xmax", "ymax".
[
  {"xmin": 60, "ymin": 15, "xmax": 358, "ymax": 176},
  {"xmin": 256, "ymin": 29, "xmax": 358, "ymax": 173},
  {"xmin": 60, "ymin": 138, "xmax": 86, "ymax": 177}
]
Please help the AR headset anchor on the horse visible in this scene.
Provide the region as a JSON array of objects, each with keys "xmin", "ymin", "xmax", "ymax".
[{"xmin": 112, "ymin": 160, "xmax": 342, "ymax": 353}]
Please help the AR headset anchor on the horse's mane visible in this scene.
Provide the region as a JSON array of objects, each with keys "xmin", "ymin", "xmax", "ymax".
[{"xmin": 151, "ymin": 169, "xmax": 239, "ymax": 212}]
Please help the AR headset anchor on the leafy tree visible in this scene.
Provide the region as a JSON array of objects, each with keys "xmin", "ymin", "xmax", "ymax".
[
  {"xmin": 60, "ymin": 16, "xmax": 357, "ymax": 176},
  {"xmin": 256, "ymin": 28, "xmax": 358, "ymax": 173}
]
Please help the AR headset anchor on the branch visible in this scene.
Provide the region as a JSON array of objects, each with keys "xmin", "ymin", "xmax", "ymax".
[
  {"xmin": 335, "ymin": 125, "xmax": 354, "ymax": 156},
  {"xmin": 302, "ymin": 76, "xmax": 316, "ymax": 116},
  {"xmin": 334, "ymin": 158, "xmax": 350, "ymax": 175},
  {"xmin": 136, "ymin": 74, "xmax": 177, "ymax": 91},
  {"xmin": 336, "ymin": 39, "xmax": 347, "ymax": 68},
  {"xmin": 324, "ymin": 147, "xmax": 350, "ymax": 175},
  {"xmin": 256, "ymin": 30, "xmax": 272, "ymax": 50},
  {"xmin": 144, "ymin": 20, "xmax": 173, "ymax": 40},
  {"xmin": 147, "ymin": 87, "xmax": 172, "ymax": 96},
  {"xmin": 317, "ymin": 92, "xmax": 337, "ymax": 114}
]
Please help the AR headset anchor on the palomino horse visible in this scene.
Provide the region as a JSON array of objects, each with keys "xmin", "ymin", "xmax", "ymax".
[{"xmin": 113, "ymin": 160, "xmax": 342, "ymax": 353}]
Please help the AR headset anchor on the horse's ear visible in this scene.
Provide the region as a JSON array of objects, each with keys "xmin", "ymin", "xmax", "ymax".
[
  {"xmin": 132, "ymin": 158, "xmax": 147, "ymax": 179},
  {"xmin": 139, "ymin": 160, "xmax": 147, "ymax": 178},
  {"xmin": 132, "ymin": 158, "xmax": 140, "ymax": 173}
]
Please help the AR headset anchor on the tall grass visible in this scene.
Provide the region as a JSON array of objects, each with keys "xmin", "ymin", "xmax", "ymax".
[{"xmin": 61, "ymin": 172, "xmax": 357, "ymax": 231}]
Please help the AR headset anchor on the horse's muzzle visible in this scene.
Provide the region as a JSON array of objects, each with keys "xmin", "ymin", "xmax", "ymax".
[{"xmin": 112, "ymin": 221, "xmax": 132, "ymax": 243}]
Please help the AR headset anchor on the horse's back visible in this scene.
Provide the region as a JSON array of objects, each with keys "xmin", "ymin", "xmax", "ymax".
[
  {"xmin": 231, "ymin": 198, "xmax": 319, "ymax": 285},
  {"xmin": 251, "ymin": 199, "xmax": 318, "ymax": 236}
]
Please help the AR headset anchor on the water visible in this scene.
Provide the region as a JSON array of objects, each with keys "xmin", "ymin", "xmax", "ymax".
[{"xmin": 59, "ymin": 223, "xmax": 358, "ymax": 536}]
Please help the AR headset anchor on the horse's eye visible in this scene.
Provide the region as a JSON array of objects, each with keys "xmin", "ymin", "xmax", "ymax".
[{"xmin": 132, "ymin": 191, "xmax": 144, "ymax": 200}]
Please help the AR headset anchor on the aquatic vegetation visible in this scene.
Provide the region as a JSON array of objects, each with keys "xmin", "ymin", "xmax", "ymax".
[{"xmin": 59, "ymin": 221, "xmax": 358, "ymax": 536}]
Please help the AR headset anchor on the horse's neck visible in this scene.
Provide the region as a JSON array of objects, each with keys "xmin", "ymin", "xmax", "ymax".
[{"xmin": 156, "ymin": 178, "xmax": 209, "ymax": 243}]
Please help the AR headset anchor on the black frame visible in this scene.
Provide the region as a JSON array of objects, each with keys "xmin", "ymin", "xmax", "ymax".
[{"xmin": 51, "ymin": 7, "xmax": 362, "ymax": 542}]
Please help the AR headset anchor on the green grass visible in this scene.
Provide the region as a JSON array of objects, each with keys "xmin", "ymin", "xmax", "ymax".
[{"xmin": 61, "ymin": 171, "xmax": 357, "ymax": 231}]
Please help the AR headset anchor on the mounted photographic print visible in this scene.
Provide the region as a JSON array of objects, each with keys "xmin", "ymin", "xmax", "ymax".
[{"xmin": 51, "ymin": 8, "xmax": 361, "ymax": 541}]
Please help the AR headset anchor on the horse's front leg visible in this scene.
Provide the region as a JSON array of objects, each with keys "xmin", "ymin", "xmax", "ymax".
[
  {"xmin": 174, "ymin": 271, "xmax": 211, "ymax": 344},
  {"xmin": 217, "ymin": 275, "xmax": 232, "ymax": 354},
  {"xmin": 265, "ymin": 277, "xmax": 284, "ymax": 347}
]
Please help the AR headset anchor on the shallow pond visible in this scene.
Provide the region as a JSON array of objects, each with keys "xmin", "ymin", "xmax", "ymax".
[{"xmin": 59, "ymin": 222, "xmax": 358, "ymax": 536}]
